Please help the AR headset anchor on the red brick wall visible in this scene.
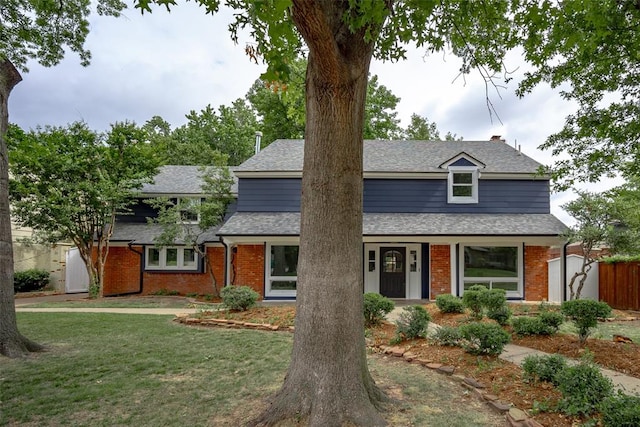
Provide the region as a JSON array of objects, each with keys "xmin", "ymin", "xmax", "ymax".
[
  {"xmin": 233, "ymin": 244, "xmax": 265, "ymax": 298},
  {"xmin": 525, "ymin": 246, "xmax": 549, "ymax": 301},
  {"xmin": 103, "ymin": 245, "xmax": 225, "ymax": 297},
  {"xmin": 430, "ymin": 244, "xmax": 451, "ymax": 299},
  {"xmin": 103, "ymin": 246, "xmax": 141, "ymax": 295}
]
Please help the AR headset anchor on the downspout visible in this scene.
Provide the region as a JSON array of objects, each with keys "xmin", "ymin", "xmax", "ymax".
[
  {"xmin": 561, "ymin": 241, "xmax": 569, "ymax": 302},
  {"xmin": 110, "ymin": 241, "xmax": 144, "ymax": 296},
  {"xmin": 220, "ymin": 236, "xmax": 229, "ymax": 288}
]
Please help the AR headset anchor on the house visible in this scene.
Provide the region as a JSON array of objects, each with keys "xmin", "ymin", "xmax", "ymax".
[
  {"xmin": 217, "ymin": 138, "xmax": 567, "ymax": 301},
  {"xmin": 101, "ymin": 139, "xmax": 567, "ymax": 301},
  {"xmin": 102, "ymin": 165, "xmax": 237, "ymax": 296}
]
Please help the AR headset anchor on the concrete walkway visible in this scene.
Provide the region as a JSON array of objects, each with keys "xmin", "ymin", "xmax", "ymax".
[{"xmin": 15, "ymin": 295, "xmax": 640, "ymax": 396}]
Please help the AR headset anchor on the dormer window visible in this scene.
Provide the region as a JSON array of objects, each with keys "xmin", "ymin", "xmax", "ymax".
[{"xmin": 448, "ymin": 166, "xmax": 478, "ymax": 204}]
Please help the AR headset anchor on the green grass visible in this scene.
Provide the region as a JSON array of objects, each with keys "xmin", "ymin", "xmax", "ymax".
[
  {"xmin": 559, "ymin": 320, "xmax": 640, "ymax": 342},
  {"xmin": 15, "ymin": 299, "xmax": 208, "ymax": 309},
  {"xmin": 2, "ymin": 313, "xmax": 504, "ymax": 426}
]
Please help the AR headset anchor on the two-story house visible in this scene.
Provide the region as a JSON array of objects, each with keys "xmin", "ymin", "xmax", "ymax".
[
  {"xmin": 217, "ymin": 138, "xmax": 567, "ymax": 301},
  {"xmin": 102, "ymin": 165, "xmax": 237, "ymax": 296}
]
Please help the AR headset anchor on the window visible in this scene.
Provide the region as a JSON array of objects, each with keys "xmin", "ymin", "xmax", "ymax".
[
  {"xmin": 448, "ymin": 166, "xmax": 478, "ymax": 204},
  {"xmin": 176, "ymin": 198, "xmax": 202, "ymax": 223},
  {"xmin": 461, "ymin": 245, "xmax": 521, "ymax": 297},
  {"xmin": 267, "ymin": 245, "xmax": 299, "ymax": 296},
  {"xmin": 145, "ymin": 247, "xmax": 199, "ymax": 271}
]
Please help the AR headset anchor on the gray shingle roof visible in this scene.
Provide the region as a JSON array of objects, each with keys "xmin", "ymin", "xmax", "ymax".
[
  {"xmin": 110, "ymin": 223, "xmax": 220, "ymax": 244},
  {"xmin": 217, "ymin": 212, "xmax": 567, "ymax": 236},
  {"xmin": 235, "ymin": 139, "xmax": 543, "ymax": 174},
  {"xmin": 140, "ymin": 165, "xmax": 238, "ymax": 195}
]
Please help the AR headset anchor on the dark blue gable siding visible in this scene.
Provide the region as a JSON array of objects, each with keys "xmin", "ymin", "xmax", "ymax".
[
  {"xmin": 450, "ymin": 158, "xmax": 477, "ymax": 167},
  {"xmin": 237, "ymin": 178, "xmax": 550, "ymax": 214}
]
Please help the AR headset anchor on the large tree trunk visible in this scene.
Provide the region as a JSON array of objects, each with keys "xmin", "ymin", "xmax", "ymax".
[
  {"xmin": 0, "ymin": 60, "xmax": 44, "ymax": 358},
  {"xmin": 252, "ymin": 2, "xmax": 388, "ymax": 426}
]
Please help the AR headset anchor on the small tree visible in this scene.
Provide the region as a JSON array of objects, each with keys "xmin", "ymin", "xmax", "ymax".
[
  {"xmin": 561, "ymin": 299, "xmax": 612, "ymax": 345},
  {"xmin": 562, "ymin": 191, "xmax": 613, "ymax": 300},
  {"xmin": 9, "ymin": 122, "xmax": 158, "ymax": 298},
  {"xmin": 147, "ymin": 165, "xmax": 234, "ymax": 297}
]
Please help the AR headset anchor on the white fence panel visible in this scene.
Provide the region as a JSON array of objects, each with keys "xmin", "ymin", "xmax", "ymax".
[
  {"xmin": 547, "ymin": 254, "xmax": 599, "ymax": 303},
  {"xmin": 65, "ymin": 248, "xmax": 89, "ymax": 293}
]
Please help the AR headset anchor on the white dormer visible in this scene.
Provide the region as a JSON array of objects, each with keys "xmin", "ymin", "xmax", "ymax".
[{"xmin": 439, "ymin": 153, "xmax": 485, "ymax": 204}]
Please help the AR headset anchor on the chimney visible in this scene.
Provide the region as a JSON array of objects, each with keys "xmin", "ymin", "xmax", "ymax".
[
  {"xmin": 490, "ymin": 135, "xmax": 505, "ymax": 142},
  {"xmin": 255, "ymin": 131, "xmax": 263, "ymax": 155}
]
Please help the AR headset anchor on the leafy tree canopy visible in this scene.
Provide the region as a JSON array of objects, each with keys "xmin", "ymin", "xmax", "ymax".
[
  {"xmin": 8, "ymin": 121, "xmax": 159, "ymax": 296},
  {"xmin": 517, "ymin": 1, "xmax": 640, "ymax": 190}
]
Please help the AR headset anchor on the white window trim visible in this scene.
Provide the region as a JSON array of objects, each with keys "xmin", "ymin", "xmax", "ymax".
[
  {"xmin": 265, "ymin": 243, "xmax": 298, "ymax": 297},
  {"xmin": 447, "ymin": 166, "xmax": 479, "ymax": 204},
  {"xmin": 177, "ymin": 197, "xmax": 202, "ymax": 224},
  {"xmin": 145, "ymin": 246, "xmax": 199, "ymax": 271},
  {"xmin": 459, "ymin": 243, "xmax": 523, "ymax": 298}
]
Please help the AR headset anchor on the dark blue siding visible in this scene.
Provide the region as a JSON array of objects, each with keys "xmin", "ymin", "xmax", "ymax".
[
  {"xmin": 238, "ymin": 178, "xmax": 550, "ymax": 214},
  {"xmin": 237, "ymin": 178, "xmax": 302, "ymax": 212},
  {"xmin": 450, "ymin": 158, "xmax": 477, "ymax": 167}
]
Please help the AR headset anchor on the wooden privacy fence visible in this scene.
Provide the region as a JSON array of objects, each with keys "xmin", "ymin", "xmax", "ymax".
[{"xmin": 599, "ymin": 261, "xmax": 640, "ymax": 311}]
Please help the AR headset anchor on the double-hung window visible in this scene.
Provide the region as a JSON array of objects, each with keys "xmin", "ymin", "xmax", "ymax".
[
  {"xmin": 146, "ymin": 247, "xmax": 198, "ymax": 271},
  {"xmin": 448, "ymin": 166, "xmax": 479, "ymax": 204}
]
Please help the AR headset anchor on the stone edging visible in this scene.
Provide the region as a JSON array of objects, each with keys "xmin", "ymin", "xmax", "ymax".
[
  {"xmin": 175, "ymin": 314, "xmax": 540, "ymax": 427},
  {"xmin": 373, "ymin": 344, "xmax": 542, "ymax": 427}
]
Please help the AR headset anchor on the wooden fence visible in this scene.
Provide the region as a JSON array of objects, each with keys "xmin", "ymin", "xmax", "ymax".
[{"xmin": 599, "ymin": 261, "xmax": 640, "ymax": 311}]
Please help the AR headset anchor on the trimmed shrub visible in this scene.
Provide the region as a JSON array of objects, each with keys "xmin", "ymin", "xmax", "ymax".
[
  {"xmin": 220, "ymin": 286, "xmax": 259, "ymax": 311},
  {"xmin": 363, "ymin": 293, "xmax": 395, "ymax": 327},
  {"xmin": 600, "ymin": 392, "xmax": 640, "ymax": 427},
  {"xmin": 512, "ymin": 316, "xmax": 554, "ymax": 336},
  {"xmin": 561, "ymin": 299, "xmax": 612, "ymax": 344},
  {"xmin": 13, "ymin": 269, "xmax": 50, "ymax": 293},
  {"xmin": 435, "ymin": 294, "xmax": 465, "ymax": 313},
  {"xmin": 487, "ymin": 305, "xmax": 512, "ymax": 326},
  {"xmin": 462, "ymin": 285, "xmax": 487, "ymax": 319},
  {"xmin": 430, "ymin": 325, "xmax": 462, "ymax": 346},
  {"xmin": 480, "ymin": 288, "xmax": 507, "ymax": 312},
  {"xmin": 555, "ymin": 361, "xmax": 614, "ymax": 416},
  {"xmin": 395, "ymin": 305, "xmax": 431, "ymax": 340},
  {"xmin": 539, "ymin": 310, "xmax": 564, "ymax": 332},
  {"xmin": 459, "ymin": 322, "xmax": 510, "ymax": 356},
  {"xmin": 522, "ymin": 354, "xmax": 568, "ymax": 385}
]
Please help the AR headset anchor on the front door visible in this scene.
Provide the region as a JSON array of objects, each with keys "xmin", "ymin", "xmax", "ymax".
[{"xmin": 380, "ymin": 247, "xmax": 406, "ymax": 298}]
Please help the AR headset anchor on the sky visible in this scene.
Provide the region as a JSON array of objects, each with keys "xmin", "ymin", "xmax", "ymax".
[{"xmin": 7, "ymin": 3, "xmax": 616, "ymax": 226}]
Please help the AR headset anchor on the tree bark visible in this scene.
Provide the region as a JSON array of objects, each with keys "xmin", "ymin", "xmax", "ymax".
[
  {"xmin": 0, "ymin": 59, "xmax": 45, "ymax": 358},
  {"xmin": 251, "ymin": 2, "xmax": 388, "ymax": 426}
]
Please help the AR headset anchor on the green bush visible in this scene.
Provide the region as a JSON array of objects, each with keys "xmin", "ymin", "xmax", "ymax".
[
  {"xmin": 512, "ymin": 316, "xmax": 554, "ymax": 336},
  {"xmin": 555, "ymin": 361, "xmax": 614, "ymax": 416},
  {"xmin": 430, "ymin": 325, "xmax": 462, "ymax": 346},
  {"xmin": 462, "ymin": 285, "xmax": 487, "ymax": 319},
  {"xmin": 220, "ymin": 286, "xmax": 259, "ymax": 311},
  {"xmin": 487, "ymin": 305, "xmax": 512, "ymax": 326},
  {"xmin": 539, "ymin": 310, "xmax": 564, "ymax": 331},
  {"xmin": 522, "ymin": 354, "xmax": 568, "ymax": 385},
  {"xmin": 395, "ymin": 305, "xmax": 431, "ymax": 340},
  {"xmin": 459, "ymin": 322, "xmax": 511, "ymax": 356},
  {"xmin": 363, "ymin": 293, "xmax": 395, "ymax": 327},
  {"xmin": 561, "ymin": 299, "xmax": 612, "ymax": 344},
  {"xmin": 600, "ymin": 392, "xmax": 640, "ymax": 427},
  {"xmin": 480, "ymin": 288, "xmax": 507, "ymax": 312},
  {"xmin": 435, "ymin": 294, "xmax": 465, "ymax": 313},
  {"xmin": 13, "ymin": 269, "xmax": 50, "ymax": 293}
]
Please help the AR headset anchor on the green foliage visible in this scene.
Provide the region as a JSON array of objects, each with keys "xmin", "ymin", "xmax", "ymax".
[
  {"xmin": 600, "ymin": 392, "xmax": 640, "ymax": 427},
  {"xmin": 480, "ymin": 288, "xmax": 507, "ymax": 312},
  {"xmin": 538, "ymin": 311, "xmax": 565, "ymax": 331},
  {"xmin": 561, "ymin": 299, "xmax": 612, "ymax": 345},
  {"xmin": 486, "ymin": 305, "xmax": 511, "ymax": 326},
  {"xmin": 13, "ymin": 269, "xmax": 50, "ymax": 293},
  {"xmin": 435, "ymin": 294, "xmax": 465, "ymax": 314},
  {"xmin": 395, "ymin": 305, "xmax": 431, "ymax": 340},
  {"xmin": 555, "ymin": 361, "xmax": 613, "ymax": 417},
  {"xmin": 8, "ymin": 122, "xmax": 159, "ymax": 296},
  {"xmin": 602, "ymin": 254, "xmax": 640, "ymax": 263},
  {"xmin": 462, "ymin": 285, "xmax": 487, "ymax": 319},
  {"xmin": 522, "ymin": 354, "xmax": 568, "ymax": 385},
  {"xmin": 512, "ymin": 317, "xmax": 552, "ymax": 336},
  {"xmin": 363, "ymin": 293, "xmax": 395, "ymax": 327},
  {"xmin": 430, "ymin": 325, "xmax": 462, "ymax": 347},
  {"xmin": 220, "ymin": 286, "xmax": 259, "ymax": 311},
  {"xmin": 459, "ymin": 322, "xmax": 510, "ymax": 356}
]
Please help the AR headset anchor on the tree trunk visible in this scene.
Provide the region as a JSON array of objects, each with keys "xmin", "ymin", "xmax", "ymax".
[
  {"xmin": 0, "ymin": 60, "xmax": 44, "ymax": 358},
  {"xmin": 251, "ymin": 3, "xmax": 388, "ymax": 426}
]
